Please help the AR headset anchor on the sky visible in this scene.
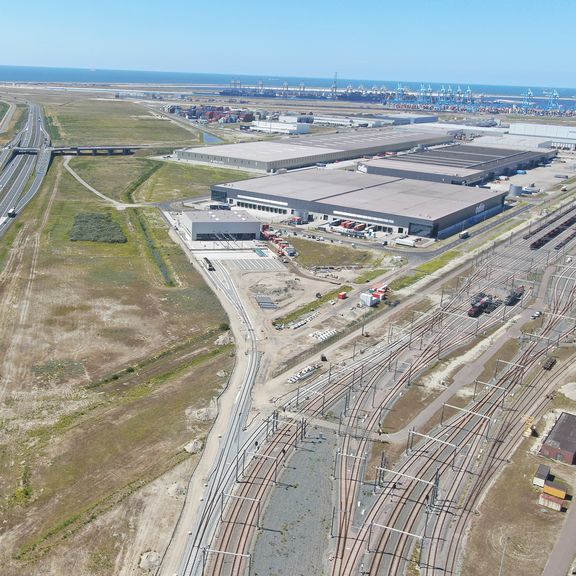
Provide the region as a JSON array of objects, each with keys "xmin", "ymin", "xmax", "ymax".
[{"xmin": 2, "ymin": 0, "xmax": 575, "ymax": 87}]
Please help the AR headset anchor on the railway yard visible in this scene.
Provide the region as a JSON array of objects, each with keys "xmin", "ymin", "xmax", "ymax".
[
  {"xmin": 3, "ymin": 88, "xmax": 576, "ymax": 576},
  {"xmin": 162, "ymin": 182, "xmax": 576, "ymax": 576}
]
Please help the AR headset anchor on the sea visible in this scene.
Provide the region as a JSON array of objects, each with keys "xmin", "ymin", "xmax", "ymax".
[{"xmin": 1, "ymin": 65, "xmax": 574, "ymax": 100}]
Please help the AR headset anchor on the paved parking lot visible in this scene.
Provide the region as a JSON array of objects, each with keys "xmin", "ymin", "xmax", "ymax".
[{"xmin": 229, "ymin": 258, "xmax": 285, "ymax": 271}]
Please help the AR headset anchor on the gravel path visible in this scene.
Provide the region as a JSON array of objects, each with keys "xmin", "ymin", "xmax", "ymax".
[{"xmin": 251, "ymin": 427, "xmax": 336, "ymax": 576}]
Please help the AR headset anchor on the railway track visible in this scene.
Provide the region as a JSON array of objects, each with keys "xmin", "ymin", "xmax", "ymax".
[{"xmin": 195, "ymin": 205, "xmax": 576, "ymax": 576}]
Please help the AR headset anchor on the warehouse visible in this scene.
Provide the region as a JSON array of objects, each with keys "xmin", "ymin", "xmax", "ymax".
[
  {"xmin": 540, "ymin": 412, "xmax": 576, "ymax": 464},
  {"xmin": 250, "ymin": 121, "xmax": 310, "ymax": 135},
  {"xmin": 176, "ymin": 128, "xmax": 452, "ymax": 172},
  {"xmin": 212, "ymin": 169, "xmax": 507, "ymax": 239},
  {"xmin": 179, "ymin": 210, "xmax": 262, "ymax": 241},
  {"xmin": 359, "ymin": 144, "xmax": 555, "ymax": 185}
]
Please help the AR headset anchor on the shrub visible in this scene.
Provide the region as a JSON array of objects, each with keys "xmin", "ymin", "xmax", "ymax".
[{"xmin": 70, "ymin": 213, "xmax": 127, "ymax": 243}]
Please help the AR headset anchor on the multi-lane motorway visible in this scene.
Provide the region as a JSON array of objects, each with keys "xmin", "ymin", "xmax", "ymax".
[{"xmin": 0, "ymin": 101, "xmax": 51, "ymax": 235}]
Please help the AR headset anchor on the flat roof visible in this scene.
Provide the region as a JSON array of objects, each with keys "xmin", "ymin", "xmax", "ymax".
[
  {"xmin": 362, "ymin": 158, "xmax": 479, "ymax": 178},
  {"xmin": 219, "ymin": 169, "xmax": 505, "ymax": 222},
  {"xmin": 180, "ymin": 127, "xmax": 451, "ymax": 162},
  {"xmin": 544, "ymin": 412, "xmax": 576, "ymax": 454},
  {"xmin": 363, "ymin": 144, "xmax": 550, "ymax": 176},
  {"xmin": 182, "ymin": 209, "xmax": 261, "ymax": 224},
  {"xmin": 535, "ymin": 464, "xmax": 551, "ymax": 479}
]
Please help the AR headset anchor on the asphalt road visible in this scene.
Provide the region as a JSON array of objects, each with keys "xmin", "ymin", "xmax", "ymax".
[{"xmin": 0, "ymin": 102, "xmax": 51, "ymax": 237}]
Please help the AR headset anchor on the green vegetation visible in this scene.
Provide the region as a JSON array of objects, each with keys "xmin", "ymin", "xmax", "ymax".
[
  {"xmin": 69, "ymin": 156, "xmax": 251, "ymax": 204},
  {"xmin": 354, "ymin": 268, "xmax": 388, "ymax": 284},
  {"xmin": 11, "ymin": 465, "xmax": 32, "ymax": 505},
  {"xmin": 415, "ymin": 250, "xmax": 460, "ymax": 274},
  {"xmin": 390, "ymin": 250, "xmax": 461, "ymax": 291},
  {"xmin": 133, "ymin": 161, "xmax": 252, "ymax": 203},
  {"xmin": 389, "ymin": 272, "xmax": 427, "ymax": 291},
  {"xmin": 43, "ymin": 99, "xmax": 199, "ymax": 146},
  {"xmin": 291, "ymin": 237, "xmax": 378, "ymax": 268},
  {"xmin": 70, "ymin": 212, "xmax": 127, "ymax": 243},
  {"xmin": 0, "ymin": 156, "xmax": 232, "ymax": 565},
  {"xmin": 0, "ymin": 104, "xmax": 27, "ymax": 145},
  {"xmin": 68, "ymin": 157, "xmax": 159, "ymax": 203},
  {"xmin": 44, "ymin": 114, "xmax": 61, "ymax": 142},
  {"xmin": 0, "ymin": 101, "xmax": 8, "ymax": 122},
  {"xmin": 132, "ymin": 208, "xmax": 175, "ymax": 285},
  {"xmin": 274, "ymin": 285, "xmax": 353, "ymax": 325}
]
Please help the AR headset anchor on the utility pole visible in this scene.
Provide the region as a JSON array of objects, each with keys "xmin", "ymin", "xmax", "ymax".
[{"xmin": 498, "ymin": 537, "xmax": 510, "ymax": 576}]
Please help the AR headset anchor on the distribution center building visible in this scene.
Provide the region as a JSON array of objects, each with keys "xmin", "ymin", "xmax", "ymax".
[
  {"xmin": 359, "ymin": 144, "xmax": 555, "ymax": 186},
  {"xmin": 176, "ymin": 128, "xmax": 452, "ymax": 172},
  {"xmin": 540, "ymin": 412, "xmax": 576, "ymax": 464},
  {"xmin": 179, "ymin": 210, "xmax": 262, "ymax": 241},
  {"xmin": 212, "ymin": 169, "xmax": 507, "ymax": 239}
]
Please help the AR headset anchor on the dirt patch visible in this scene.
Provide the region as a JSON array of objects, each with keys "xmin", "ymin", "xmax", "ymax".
[{"xmin": 462, "ymin": 442, "xmax": 569, "ymax": 576}]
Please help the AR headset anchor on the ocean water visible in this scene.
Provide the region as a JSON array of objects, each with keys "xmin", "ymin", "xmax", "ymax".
[{"xmin": 0, "ymin": 64, "xmax": 574, "ymax": 98}]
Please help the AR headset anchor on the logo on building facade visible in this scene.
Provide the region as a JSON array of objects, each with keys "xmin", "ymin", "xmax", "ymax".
[{"xmin": 475, "ymin": 203, "xmax": 486, "ymax": 215}]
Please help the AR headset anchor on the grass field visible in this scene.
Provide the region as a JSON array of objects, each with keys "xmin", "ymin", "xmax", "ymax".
[
  {"xmin": 69, "ymin": 156, "xmax": 251, "ymax": 204},
  {"xmin": 389, "ymin": 250, "xmax": 461, "ymax": 291},
  {"xmin": 0, "ymin": 103, "xmax": 27, "ymax": 145},
  {"xmin": 291, "ymin": 237, "xmax": 379, "ymax": 268},
  {"xmin": 0, "ymin": 100, "xmax": 8, "ymax": 122},
  {"xmin": 43, "ymin": 98, "xmax": 200, "ymax": 146},
  {"xmin": 133, "ymin": 161, "xmax": 252, "ymax": 203},
  {"xmin": 354, "ymin": 268, "xmax": 389, "ymax": 284},
  {"xmin": 0, "ymin": 157, "xmax": 233, "ymax": 573}
]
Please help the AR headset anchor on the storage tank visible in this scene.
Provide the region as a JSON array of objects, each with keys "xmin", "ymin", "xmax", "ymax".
[{"xmin": 509, "ymin": 184, "xmax": 523, "ymax": 196}]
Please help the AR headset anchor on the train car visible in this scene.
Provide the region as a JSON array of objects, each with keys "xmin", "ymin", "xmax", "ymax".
[{"xmin": 203, "ymin": 257, "xmax": 215, "ymax": 271}]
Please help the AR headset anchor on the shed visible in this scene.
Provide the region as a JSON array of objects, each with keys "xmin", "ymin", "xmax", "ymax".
[
  {"xmin": 538, "ymin": 493, "xmax": 564, "ymax": 512},
  {"xmin": 540, "ymin": 412, "xmax": 576, "ymax": 464},
  {"xmin": 543, "ymin": 479, "xmax": 568, "ymax": 500},
  {"xmin": 533, "ymin": 464, "xmax": 551, "ymax": 488}
]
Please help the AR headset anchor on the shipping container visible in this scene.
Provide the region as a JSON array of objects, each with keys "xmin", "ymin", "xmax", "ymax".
[
  {"xmin": 539, "ymin": 493, "xmax": 564, "ymax": 512},
  {"xmin": 544, "ymin": 480, "xmax": 567, "ymax": 500}
]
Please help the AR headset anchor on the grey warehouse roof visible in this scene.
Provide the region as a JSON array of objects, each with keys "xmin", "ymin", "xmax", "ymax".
[
  {"xmin": 544, "ymin": 412, "xmax": 576, "ymax": 453},
  {"xmin": 179, "ymin": 127, "xmax": 451, "ymax": 163},
  {"xmin": 182, "ymin": 209, "xmax": 261, "ymax": 224},
  {"xmin": 219, "ymin": 169, "xmax": 504, "ymax": 222},
  {"xmin": 375, "ymin": 144, "xmax": 547, "ymax": 171}
]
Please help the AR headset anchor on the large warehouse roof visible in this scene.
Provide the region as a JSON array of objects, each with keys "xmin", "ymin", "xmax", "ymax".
[
  {"xmin": 362, "ymin": 158, "xmax": 478, "ymax": 179},
  {"xmin": 384, "ymin": 145, "xmax": 545, "ymax": 170},
  {"xmin": 179, "ymin": 128, "xmax": 452, "ymax": 164},
  {"xmin": 544, "ymin": 412, "xmax": 576, "ymax": 453},
  {"xmin": 360, "ymin": 143, "xmax": 554, "ymax": 184},
  {"xmin": 218, "ymin": 169, "xmax": 504, "ymax": 222}
]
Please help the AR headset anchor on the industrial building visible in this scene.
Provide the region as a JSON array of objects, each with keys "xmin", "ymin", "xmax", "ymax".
[
  {"xmin": 179, "ymin": 210, "xmax": 262, "ymax": 241},
  {"xmin": 359, "ymin": 144, "xmax": 555, "ymax": 186},
  {"xmin": 510, "ymin": 123, "xmax": 576, "ymax": 149},
  {"xmin": 250, "ymin": 121, "xmax": 310, "ymax": 135},
  {"xmin": 212, "ymin": 169, "xmax": 507, "ymax": 239},
  {"xmin": 377, "ymin": 113, "xmax": 439, "ymax": 125},
  {"xmin": 176, "ymin": 128, "xmax": 452, "ymax": 172},
  {"xmin": 540, "ymin": 412, "xmax": 576, "ymax": 464}
]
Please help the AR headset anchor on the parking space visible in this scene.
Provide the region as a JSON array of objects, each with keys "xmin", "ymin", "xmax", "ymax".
[{"xmin": 229, "ymin": 259, "xmax": 285, "ymax": 272}]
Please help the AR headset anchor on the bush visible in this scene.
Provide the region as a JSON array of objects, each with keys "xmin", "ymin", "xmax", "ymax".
[{"xmin": 70, "ymin": 213, "xmax": 127, "ymax": 243}]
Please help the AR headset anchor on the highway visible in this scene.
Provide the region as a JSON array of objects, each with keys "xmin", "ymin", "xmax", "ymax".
[{"xmin": 0, "ymin": 101, "xmax": 51, "ymax": 235}]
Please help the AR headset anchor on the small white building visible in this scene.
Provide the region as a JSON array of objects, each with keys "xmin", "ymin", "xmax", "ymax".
[
  {"xmin": 312, "ymin": 115, "xmax": 384, "ymax": 128},
  {"xmin": 250, "ymin": 121, "xmax": 310, "ymax": 135},
  {"xmin": 180, "ymin": 210, "xmax": 262, "ymax": 241},
  {"xmin": 533, "ymin": 464, "xmax": 550, "ymax": 488}
]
